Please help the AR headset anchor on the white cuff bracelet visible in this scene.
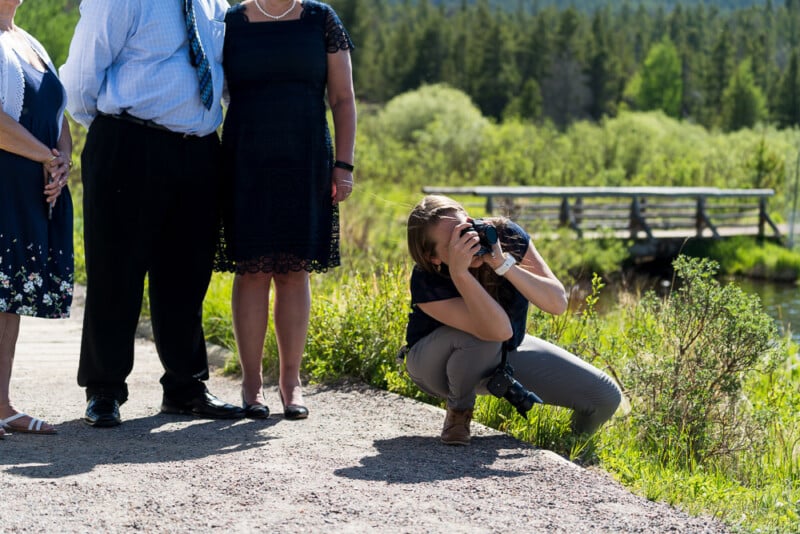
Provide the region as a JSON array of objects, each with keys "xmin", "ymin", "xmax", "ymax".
[{"xmin": 494, "ymin": 254, "xmax": 517, "ymax": 276}]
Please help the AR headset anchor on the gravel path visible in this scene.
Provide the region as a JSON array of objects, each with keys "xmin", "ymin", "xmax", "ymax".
[{"xmin": 1, "ymin": 287, "xmax": 732, "ymax": 533}]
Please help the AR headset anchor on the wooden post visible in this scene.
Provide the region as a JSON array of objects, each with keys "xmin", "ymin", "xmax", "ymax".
[
  {"xmin": 759, "ymin": 197, "xmax": 782, "ymax": 241},
  {"xmin": 630, "ymin": 197, "xmax": 653, "ymax": 240},
  {"xmin": 695, "ymin": 197, "xmax": 720, "ymax": 238}
]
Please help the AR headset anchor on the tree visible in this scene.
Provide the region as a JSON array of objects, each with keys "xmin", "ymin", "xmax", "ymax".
[
  {"xmin": 705, "ymin": 26, "xmax": 735, "ymax": 119},
  {"xmin": 402, "ymin": 5, "xmax": 448, "ymax": 92},
  {"xmin": 629, "ymin": 37, "xmax": 683, "ymax": 118},
  {"xmin": 587, "ymin": 7, "xmax": 623, "ymax": 119},
  {"xmin": 775, "ymin": 50, "xmax": 800, "ymax": 127},
  {"xmin": 540, "ymin": 54, "xmax": 592, "ymax": 126},
  {"xmin": 720, "ymin": 59, "xmax": 768, "ymax": 131},
  {"xmin": 15, "ymin": 1, "xmax": 80, "ymax": 67},
  {"xmin": 502, "ymin": 78, "xmax": 543, "ymax": 121}
]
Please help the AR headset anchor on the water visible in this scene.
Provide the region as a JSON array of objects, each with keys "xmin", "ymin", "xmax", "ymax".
[{"xmin": 734, "ymin": 278, "xmax": 800, "ymax": 342}]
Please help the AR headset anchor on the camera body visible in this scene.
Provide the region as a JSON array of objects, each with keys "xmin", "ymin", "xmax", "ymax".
[
  {"xmin": 487, "ymin": 363, "xmax": 543, "ymax": 418},
  {"xmin": 460, "ymin": 218, "xmax": 498, "ymax": 256}
]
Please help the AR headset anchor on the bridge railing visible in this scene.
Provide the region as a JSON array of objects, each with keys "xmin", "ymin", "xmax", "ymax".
[{"xmin": 421, "ymin": 186, "xmax": 782, "ymax": 241}]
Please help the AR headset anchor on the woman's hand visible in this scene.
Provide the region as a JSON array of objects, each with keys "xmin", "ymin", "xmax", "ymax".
[
  {"xmin": 480, "ymin": 240, "xmax": 508, "ymax": 271},
  {"xmin": 42, "ymin": 148, "xmax": 70, "ymax": 206},
  {"xmin": 45, "ymin": 149, "xmax": 71, "ymax": 182},
  {"xmin": 447, "ymin": 221, "xmax": 482, "ymax": 274},
  {"xmin": 331, "ymin": 167, "xmax": 353, "ymax": 204}
]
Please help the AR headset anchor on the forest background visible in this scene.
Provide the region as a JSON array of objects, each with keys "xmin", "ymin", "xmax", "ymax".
[{"xmin": 12, "ymin": 1, "xmax": 800, "ymax": 533}]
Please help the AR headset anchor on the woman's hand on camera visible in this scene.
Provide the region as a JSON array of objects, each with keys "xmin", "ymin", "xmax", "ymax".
[
  {"xmin": 448, "ymin": 221, "xmax": 480, "ymax": 274},
  {"xmin": 481, "ymin": 241, "xmax": 507, "ymax": 271}
]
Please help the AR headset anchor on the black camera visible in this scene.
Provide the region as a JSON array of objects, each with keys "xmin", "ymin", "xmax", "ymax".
[
  {"xmin": 460, "ymin": 219, "xmax": 498, "ymax": 256},
  {"xmin": 487, "ymin": 363, "xmax": 543, "ymax": 418}
]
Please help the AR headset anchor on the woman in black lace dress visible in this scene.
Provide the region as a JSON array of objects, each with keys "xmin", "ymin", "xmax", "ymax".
[{"xmin": 218, "ymin": 0, "xmax": 355, "ymax": 420}]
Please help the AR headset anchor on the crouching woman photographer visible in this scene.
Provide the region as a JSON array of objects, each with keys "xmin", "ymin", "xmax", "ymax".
[{"xmin": 403, "ymin": 195, "xmax": 622, "ymax": 445}]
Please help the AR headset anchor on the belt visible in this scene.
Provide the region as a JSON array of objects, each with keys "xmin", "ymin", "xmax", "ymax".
[{"xmin": 98, "ymin": 112, "xmax": 196, "ymax": 137}]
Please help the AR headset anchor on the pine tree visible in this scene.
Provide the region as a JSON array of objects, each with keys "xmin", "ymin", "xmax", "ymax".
[
  {"xmin": 503, "ymin": 78, "xmax": 543, "ymax": 121},
  {"xmin": 587, "ymin": 7, "xmax": 622, "ymax": 119},
  {"xmin": 775, "ymin": 50, "xmax": 800, "ymax": 127},
  {"xmin": 706, "ymin": 26, "xmax": 735, "ymax": 118},
  {"xmin": 720, "ymin": 59, "xmax": 768, "ymax": 131}
]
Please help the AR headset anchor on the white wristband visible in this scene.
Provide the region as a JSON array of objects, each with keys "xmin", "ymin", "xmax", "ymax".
[{"xmin": 494, "ymin": 254, "xmax": 516, "ymax": 276}]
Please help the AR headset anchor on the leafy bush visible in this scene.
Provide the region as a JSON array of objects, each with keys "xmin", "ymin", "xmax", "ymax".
[
  {"xmin": 373, "ymin": 84, "xmax": 488, "ymax": 180},
  {"xmin": 376, "ymin": 83, "xmax": 488, "ymax": 145},
  {"xmin": 623, "ymin": 256, "xmax": 783, "ymax": 464}
]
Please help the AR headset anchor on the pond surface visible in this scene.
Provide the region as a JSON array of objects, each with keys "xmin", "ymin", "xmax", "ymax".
[{"xmin": 735, "ymin": 278, "xmax": 800, "ymax": 342}]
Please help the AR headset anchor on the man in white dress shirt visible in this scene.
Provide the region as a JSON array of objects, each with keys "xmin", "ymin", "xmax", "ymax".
[{"xmin": 61, "ymin": 0, "xmax": 244, "ymax": 427}]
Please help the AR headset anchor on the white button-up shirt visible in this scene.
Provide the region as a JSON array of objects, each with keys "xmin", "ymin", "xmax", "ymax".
[{"xmin": 60, "ymin": 0, "xmax": 229, "ymax": 136}]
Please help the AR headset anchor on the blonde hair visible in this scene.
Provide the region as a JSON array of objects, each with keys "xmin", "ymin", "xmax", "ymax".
[
  {"xmin": 407, "ymin": 195, "xmax": 466, "ymax": 274},
  {"xmin": 407, "ymin": 195, "xmax": 520, "ymax": 306}
]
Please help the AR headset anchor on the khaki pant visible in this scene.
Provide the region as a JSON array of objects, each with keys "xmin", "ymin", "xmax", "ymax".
[{"xmin": 405, "ymin": 326, "xmax": 622, "ymax": 435}]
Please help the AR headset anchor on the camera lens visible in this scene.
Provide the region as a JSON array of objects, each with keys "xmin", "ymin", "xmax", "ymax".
[{"xmin": 504, "ymin": 379, "xmax": 543, "ymax": 418}]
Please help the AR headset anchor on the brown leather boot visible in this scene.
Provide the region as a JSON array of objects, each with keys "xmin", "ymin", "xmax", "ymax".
[{"xmin": 440, "ymin": 407, "xmax": 472, "ymax": 445}]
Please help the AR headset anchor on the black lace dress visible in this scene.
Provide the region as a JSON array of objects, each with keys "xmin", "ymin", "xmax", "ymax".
[{"xmin": 217, "ymin": 0, "xmax": 354, "ymax": 274}]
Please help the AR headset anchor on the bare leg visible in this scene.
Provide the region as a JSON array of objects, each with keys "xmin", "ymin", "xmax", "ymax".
[
  {"xmin": 232, "ymin": 272, "xmax": 273, "ymax": 406},
  {"xmin": 0, "ymin": 312, "xmax": 20, "ymax": 409},
  {"xmin": 0, "ymin": 312, "xmax": 55, "ymax": 432},
  {"xmin": 273, "ymin": 270, "xmax": 310, "ymax": 406}
]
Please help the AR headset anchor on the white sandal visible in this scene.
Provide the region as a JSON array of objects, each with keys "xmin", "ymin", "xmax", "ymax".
[{"xmin": 0, "ymin": 413, "xmax": 57, "ymax": 435}]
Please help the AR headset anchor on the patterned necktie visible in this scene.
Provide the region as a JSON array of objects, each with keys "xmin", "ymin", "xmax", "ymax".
[{"xmin": 183, "ymin": 0, "xmax": 213, "ymax": 110}]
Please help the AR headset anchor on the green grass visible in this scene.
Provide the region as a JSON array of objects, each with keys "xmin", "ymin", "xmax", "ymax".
[{"xmin": 682, "ymin": 236, "xmax": 800, "ymax": 282}]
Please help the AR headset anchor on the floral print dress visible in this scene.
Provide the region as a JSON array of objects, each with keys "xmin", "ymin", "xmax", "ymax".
[{"xmin": 0, "ymin": 56, "xmax": 73, "ymax": 318}]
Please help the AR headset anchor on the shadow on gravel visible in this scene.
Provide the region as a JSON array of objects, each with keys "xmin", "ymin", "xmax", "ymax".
[
  {"xmin": 334, "ymin": 435, "xmax": 533, "ymax": 483},
  {"xmin": 0, "ymin": 415, "xmax": 276, "ymax": 479}
]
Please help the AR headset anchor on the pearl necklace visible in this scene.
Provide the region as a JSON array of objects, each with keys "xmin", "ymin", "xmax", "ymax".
[{"xmin": 254, "ymin": 0, "xmax": 296, "ymax": 20}]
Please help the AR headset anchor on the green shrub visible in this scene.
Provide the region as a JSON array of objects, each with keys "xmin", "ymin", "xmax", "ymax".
[
  {"xmin": 373, "ymin": 84, "xmax": 489, "ymax": 181},
  {"xmin": 623, "ymin": 256, "xmax": 784, "ymax": 464}
]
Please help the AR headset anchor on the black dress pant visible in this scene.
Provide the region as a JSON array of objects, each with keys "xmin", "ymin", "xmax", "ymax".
[{"xmin": 78, "ymin": 115, "xmax": 222, "ymax": 404}]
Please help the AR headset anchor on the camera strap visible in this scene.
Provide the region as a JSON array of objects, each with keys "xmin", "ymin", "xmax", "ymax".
[{"xmin": 500, "ymin": 340, "xmax": 512, "ymax": 368}]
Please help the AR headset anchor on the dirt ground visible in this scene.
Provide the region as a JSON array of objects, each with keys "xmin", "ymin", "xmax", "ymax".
[{"xmin": 0, "ymin": 286, "xmax": 732, "ymax": 533}]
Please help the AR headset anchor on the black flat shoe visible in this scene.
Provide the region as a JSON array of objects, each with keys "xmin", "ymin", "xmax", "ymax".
[
  {"xmin": 241, "ymin": 390, "xmax": 270, "ymax": 419},
  {"xmin": 243, "ymin": 403, "xmax": 270, "ymax": 419},
  {"xmin": 279, "ymin": 391, "xmax": 309, "ymax": 420},
  {"xmin": 84, "ymin": 395, "xmax": 122, "ymax": 428},
  {"xmin": 161, "ymin": 391, "xmax": 245, "ymax": 419}
]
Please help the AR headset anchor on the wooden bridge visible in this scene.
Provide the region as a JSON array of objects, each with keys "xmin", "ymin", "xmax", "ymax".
[{"xmin": 421, "ymin": 186, "xmax": 783, "ymax": 252}]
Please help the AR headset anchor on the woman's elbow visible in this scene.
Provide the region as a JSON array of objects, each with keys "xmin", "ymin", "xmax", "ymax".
[
  {"xmin": 474, "ymin": 321, "xmax": 513, "ymax": 342},
  {"xmin": 488, "ymin": 323, "xmax": 514, "ymax": 342},
  {"xmin": 548, "ymin": 290, "xmax": 569, "ymax": 315}
]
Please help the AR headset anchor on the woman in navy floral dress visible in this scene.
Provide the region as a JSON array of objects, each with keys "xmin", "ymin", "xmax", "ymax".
[
  {"xmin": 216, "ymin": 0, "xmax": 355, "ymax": 419},
  {"xmin": 0, "ymin": 0, "xmax": 73, "ymax": 437}
]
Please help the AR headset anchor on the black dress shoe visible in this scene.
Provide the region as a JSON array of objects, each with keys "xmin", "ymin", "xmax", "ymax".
[
  {"xmin": 161, "ymin": 391, "xmax": 245, "ymax": 419},
  {"xmin": 84, "ymin": 395, "xmax": 121, "ymax": 427},
  {"xmin": 280, "ymin": 391, "xmax": 309, "ymax": 420}
]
